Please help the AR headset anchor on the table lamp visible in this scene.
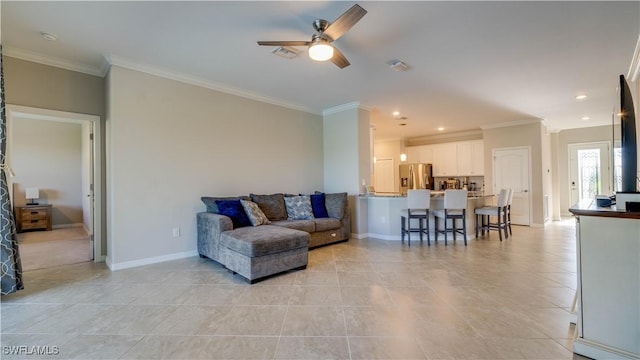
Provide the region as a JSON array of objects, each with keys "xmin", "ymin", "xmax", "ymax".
[{"xmin": 25, "ymin": 187, "xmax": 40, "ymax": 206}]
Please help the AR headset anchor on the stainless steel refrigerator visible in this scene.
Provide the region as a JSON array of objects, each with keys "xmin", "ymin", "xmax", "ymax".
[{"xmin": 399, "ymin": 163, "xmax": 434, "ymax": 194}]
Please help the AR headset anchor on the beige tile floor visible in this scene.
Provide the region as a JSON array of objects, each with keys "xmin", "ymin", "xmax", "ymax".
[{"xmin": 1, "ymin": 220, "xmax": 590, "ymax": 359}]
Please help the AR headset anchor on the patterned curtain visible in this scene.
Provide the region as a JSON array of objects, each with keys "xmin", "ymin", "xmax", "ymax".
[{"xmin": 0, "ymin": 45, "xmax": 24, "ymax": 295}]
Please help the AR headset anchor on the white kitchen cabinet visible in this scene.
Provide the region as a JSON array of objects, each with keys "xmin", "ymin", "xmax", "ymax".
[
  {"xmin": 432, "ymin": 143, "xmax": 458, "ymax": 176},
  {"xmin": 406, "ymin": 145, "xmax": 433, "ymax": 164},
  {"xmin": 457, "ymin": 140, "xmax": 484, "ymax": 176}
]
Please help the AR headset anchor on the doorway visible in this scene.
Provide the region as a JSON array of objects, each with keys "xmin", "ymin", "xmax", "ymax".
[
  {"xmin": 493, "ymin": 147, "xmax": 531, "ymax": 226},
  {"xmin": 569, "ymin": 142, "xmax": 612, "ymax": 206},
  {"xmin": 374, "ymin": 158, "xmax": 395, "ymax": 193},
  {"xmin": 6, "ymin": 105, "xmax": 102, "ymax": 266}
]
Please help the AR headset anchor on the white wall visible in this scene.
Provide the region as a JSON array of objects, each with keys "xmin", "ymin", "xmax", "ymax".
[
  {"xmin": 323, "ymin": 106, "xmax": 371, "ymax": 194},
  {"xmin": 11, "ymin": 117, "xmax": 83, "ymax": 225},
  {"xmin": 106, "ymin": 65, "xmax": 324, "ymax": 267}
]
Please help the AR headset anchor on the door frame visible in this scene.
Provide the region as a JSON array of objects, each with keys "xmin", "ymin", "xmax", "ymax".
[
  {"xmin": 492, "ymin": 146, "xmax": 533, "ymax": 227},
  {"xmin": 568, "ymin": 141, "xmax": 612, "ymax": 206},
  {"xmin": 6, "ymin": 105, "xmax": 103, "ymax": 262}
]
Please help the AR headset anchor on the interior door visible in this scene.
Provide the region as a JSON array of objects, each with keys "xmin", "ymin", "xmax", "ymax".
[
  {"xmin": 374, "ymin": 158, "xmax": 395, "ymax": 193},
  {"xmin": 569, "ymin": 142, "xmax": 611, "ymax": 206},
  {"xmin": 493, "ymin": 147, "xmax": 530, "ymax": 226}
]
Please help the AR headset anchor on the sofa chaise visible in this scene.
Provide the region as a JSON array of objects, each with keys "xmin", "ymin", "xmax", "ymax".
[{"xmin": 197, "ymin": 192, "xmax": 349, "ymax": 283}]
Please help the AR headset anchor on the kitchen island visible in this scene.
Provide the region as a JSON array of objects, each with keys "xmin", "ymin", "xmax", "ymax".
[{"xmin": 357, "ymin": 192, "xmax": 493, "ymax": 241}]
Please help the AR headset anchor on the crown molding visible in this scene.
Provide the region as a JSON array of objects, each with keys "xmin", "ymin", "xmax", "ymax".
[
  {"xmin": 480, "ymin": 118, "xmax": 543, "ymax": 130},
  {"xmin": 628, "ymin": 33, "xmax": 640, "ymax": 82},
  {"xmin": 408, "ymin": 129, "xmax": 483, "ymax": 144},
  {"xmin": 4, "ymin": 46, "xmax": 105, "ymax": 77},
  {"xmin": 104, "ymin": 55, "xmax": 317, "ymax": 115},
  {"xmin": 322, "ymin": 101, "xmax": 372, "ymax": 116}
]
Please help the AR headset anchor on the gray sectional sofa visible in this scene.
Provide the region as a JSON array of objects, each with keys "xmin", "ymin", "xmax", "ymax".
[{"xmin": 197, "ymin": 192, "xmax": 350, "ymax": 283}]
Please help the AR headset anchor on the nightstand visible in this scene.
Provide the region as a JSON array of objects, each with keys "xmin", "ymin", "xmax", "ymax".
[{"xmin": 15, "ymin": 205, "xmax": 52, "ymax": 232}]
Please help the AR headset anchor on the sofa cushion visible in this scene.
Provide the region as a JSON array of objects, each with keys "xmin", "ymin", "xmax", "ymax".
[
  {"xmin": 250, "ymin": 193, "xmax": 287, "ymax": 221},
  {"xmin": 270, "ymin": 219, "xmax": 316, "ymax": 233},
  {"xmin": 324, "ymin": 192, "xmax": 348, "ymax": 219},
  {"xmin": 314, "ymin": 218, "xmax": 342, "ymax": 232},
  {"xmin": 284, "ymin": 195, "xmax": 314, "ymax": 220},
  {"xmin": 221, "ymin": 225, "xmax": 309, "ymax": 257},
  {"xmin": 215, "ymin": 200, "xmax": 251, "ymax": 228},
  {"xmin": 201, "ymin": 196, "xmax": 249, "ymax": 213},
  {"xmin": 240, "ymin": 199, "xmax": 270, "ymax": 226},
  {"xmin": 310, "ymin": 193, "xmax": 329, "ymax": 218}
]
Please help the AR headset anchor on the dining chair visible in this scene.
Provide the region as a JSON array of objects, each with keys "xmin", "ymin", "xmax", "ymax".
[
  {"xmin": 400, "ymin": 189, "xmax": 431, "ymax": 246},
  {"xmin": 433, "ymin": 189, "xmax": 468, "ymax": 245}
]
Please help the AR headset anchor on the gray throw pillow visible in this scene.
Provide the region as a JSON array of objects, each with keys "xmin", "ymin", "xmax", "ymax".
[
  {"xmin": 250, "ymin": 193, "xmax": 287, "ymax": 221},
  {"xmin": 324, "ymin": 192, "xmax": 348, "ymax": 219},
  {"xmin": 284, "ymin": 195, "xmax": 314, "ymax": 220},
  {"xmin": 240, "ymin": 200, "xmax": 270, "ymax": 226}
]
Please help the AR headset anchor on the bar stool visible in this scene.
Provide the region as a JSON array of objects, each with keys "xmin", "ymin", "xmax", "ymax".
[
  {"xmin": 506, "ymin": 188, "xmax": 514, "ymax": 235},
  {"xmin": 433, "ymin": 189, "xmax": 468, "ymax": 246},
  {"xmin": 400, "ymin": 189, "xmax": 431, "ymax": 246},
  {"xmin": 474, "ymin": 189, "xmax": 510, "ymax": 241}
]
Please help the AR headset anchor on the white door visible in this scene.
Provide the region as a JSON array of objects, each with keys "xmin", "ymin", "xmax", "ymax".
[
  {"xmin": 374, "ymin": 158, "xmax": 395, "ymax": 193},
  {"xmin": 569, "ymin": 142, "xmax": 611, "ymax": 206},
  {"xmin": 493, "ymin": 147, "xmax": 531, "ymax": 226}
]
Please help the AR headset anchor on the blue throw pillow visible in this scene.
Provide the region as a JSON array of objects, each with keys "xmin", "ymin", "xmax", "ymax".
[
  {"xmin": 310, "ymin": 193, "xmax": 329, "ymax": 218},
  {"xmin": 215, "ymin": 200, "xmax": 251, "ymax": 228}
]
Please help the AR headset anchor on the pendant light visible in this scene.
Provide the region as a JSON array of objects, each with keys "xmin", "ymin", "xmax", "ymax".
[{"xmin": 399, "ymin": 121, "xmax": 407, "ymax": 162}]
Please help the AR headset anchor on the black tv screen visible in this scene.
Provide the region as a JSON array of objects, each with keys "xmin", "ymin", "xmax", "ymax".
[{"xmin": 619, "ymin": 74, "xmax": 638, "ymax": 192}]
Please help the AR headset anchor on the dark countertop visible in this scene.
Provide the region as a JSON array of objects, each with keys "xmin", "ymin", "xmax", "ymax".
[{"xmin": 569, "ymin": 199, "xmax": 640, "ymax": 220}]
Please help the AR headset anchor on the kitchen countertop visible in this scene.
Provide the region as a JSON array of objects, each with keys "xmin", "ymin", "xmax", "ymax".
[{"xmin": 361, "ymin": 191, "xmax": 493, "ymax": 199}]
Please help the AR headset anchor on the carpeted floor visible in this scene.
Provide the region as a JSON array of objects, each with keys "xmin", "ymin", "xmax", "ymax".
[{"xmin": 17, "ymin": 227, "xmax": 91, "ymax": 271}]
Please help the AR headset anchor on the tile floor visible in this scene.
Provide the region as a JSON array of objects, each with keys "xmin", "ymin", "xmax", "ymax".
[{"xmin": 1, "ymin": 220, "xmax": 589, "ymax": 359}]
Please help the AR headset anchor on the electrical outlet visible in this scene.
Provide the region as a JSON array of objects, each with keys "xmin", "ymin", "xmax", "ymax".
[{"xmin": 172, "ymin": 227, "xmax": 181, "ymax": 238}]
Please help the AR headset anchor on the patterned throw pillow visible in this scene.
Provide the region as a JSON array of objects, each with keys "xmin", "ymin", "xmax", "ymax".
[
  {"xmin": 240, "ymin": 200, "xmax": 270, "ymax": 226},
  {"xmin": 284, "ymin": 195, "xmax": 314, "ymax": 220}
]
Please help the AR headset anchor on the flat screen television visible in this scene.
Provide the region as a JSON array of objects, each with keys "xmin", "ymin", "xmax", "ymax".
[{"xmin": 618, "ymin": 74, "xmax": 638, "ymax": 193}]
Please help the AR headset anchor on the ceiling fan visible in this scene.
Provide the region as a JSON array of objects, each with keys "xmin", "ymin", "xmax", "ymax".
[{"xmin": 257, "ymin": 4, "xmax": 367, "ymax": 69}]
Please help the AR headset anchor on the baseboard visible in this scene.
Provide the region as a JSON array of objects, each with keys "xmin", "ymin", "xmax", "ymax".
[
  {"xmin": 106, "ymin": 250, "xmax": 199, "ymax": 271},
  {"xmin": 93, "ymin": 255, "xmax": 106, "ymax": 262},
  {"xmin": 350, "ymin": 232, "xmax": 369, "ymax": 239},
  {"xmin": 52, "ymin": 223, "xmax": 85, "ymax": 230},
  {"xmin": 573, "ymin": 337, "xmax": 639, "ymax": 360}
]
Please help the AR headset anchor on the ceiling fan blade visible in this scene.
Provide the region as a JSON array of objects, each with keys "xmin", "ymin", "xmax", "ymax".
[
  {"xmin": 257, "ymin": 41, "xmax": 310, "ymax": 46},
  {"xmin": 331, "ymin": 47, "xmax": 350, "ymax": 69},
  {"xmin": 323, "ymin": 4, "xmax": 367, "ymax": 41}
]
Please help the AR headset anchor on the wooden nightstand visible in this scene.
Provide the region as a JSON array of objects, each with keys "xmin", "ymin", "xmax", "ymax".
[{"xmin": 15, "ymin": 205, "xmax": 52, "ymax": 232}]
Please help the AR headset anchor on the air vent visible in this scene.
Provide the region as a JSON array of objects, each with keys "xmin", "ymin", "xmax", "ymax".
[
  {"xmin": 272, "ymin": 46, "xmax": 299, "ymax": 59},
  {"xmin": 387, "ymin": 59, "xmax": 409, "ymax": 71}
]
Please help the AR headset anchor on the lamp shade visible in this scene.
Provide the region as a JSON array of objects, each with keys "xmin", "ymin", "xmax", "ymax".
[
  {"xmin": 25, "ymin": 187, "xmax": 39, "ymax": 199},
  {"xmin": 308, "ymin": 43, "xmax": 334, "ymax": 61}
]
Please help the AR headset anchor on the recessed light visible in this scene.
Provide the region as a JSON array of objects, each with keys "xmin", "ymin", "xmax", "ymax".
[
  {"xmin": 437, "ymin": 127, "xmax": 444, "ymax": 131},
  {"xmin": 392, "ymin": 111, "xmax": 400, "ymax": 116},
  {"xmin": 575, "ymin": 94, "xmax": 587, "ymax": 100},
  {"xmin": 581, "ymin": 116, "xmax": 590, "ymax": 121},
  {"xmin": 40, "ymin": 32, "xmax": 58, "ymax": 42}
]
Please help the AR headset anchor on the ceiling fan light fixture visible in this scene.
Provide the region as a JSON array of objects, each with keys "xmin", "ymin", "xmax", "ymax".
[{"xmin": 309, "ymin": 42, "xmax": 334, "ymax": 61}]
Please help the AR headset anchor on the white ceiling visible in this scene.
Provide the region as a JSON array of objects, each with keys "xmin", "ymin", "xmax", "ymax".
[{"xmin": 2, "ymin": 1, "xmax": 639, "ymax": 141}]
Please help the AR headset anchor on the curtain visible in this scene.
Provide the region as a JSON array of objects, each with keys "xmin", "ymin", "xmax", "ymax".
[{"xmin": 0, "ymin": 45, "xmax": 24, "ymax": 295}]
